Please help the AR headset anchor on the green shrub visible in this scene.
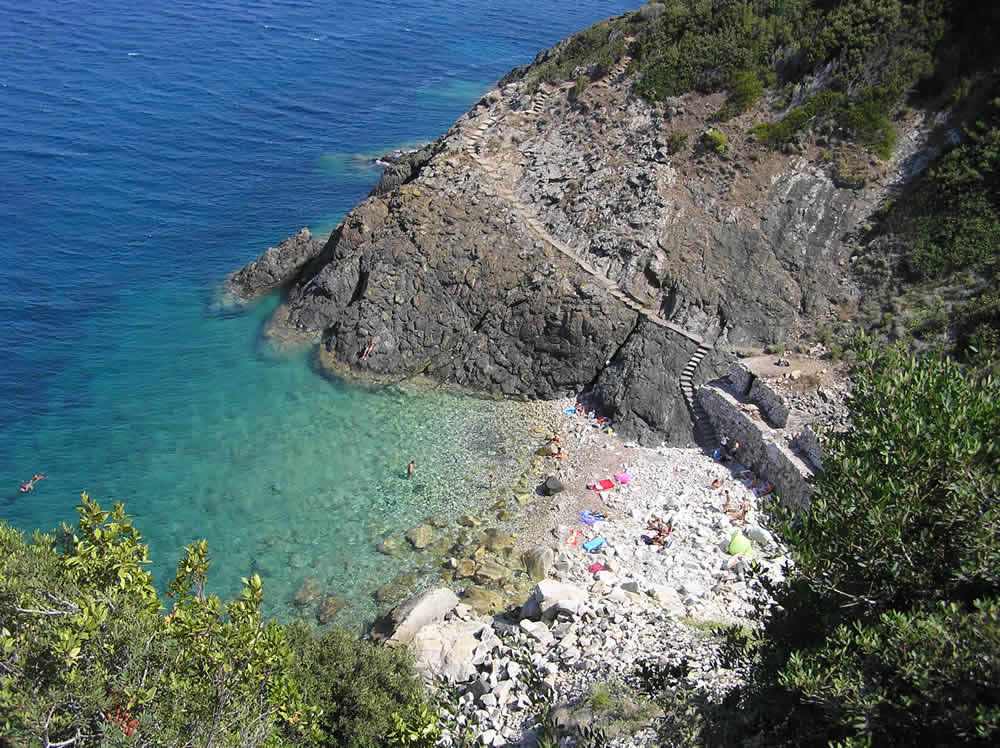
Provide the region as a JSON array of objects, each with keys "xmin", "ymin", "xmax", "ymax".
[
  {"xmin": 898, "ymin": 105, "xmax": 1000, "ymax": 279},
  {"xmin": 386, "ymin": 701, "xmax": 441, "ymax": 747},
  {"xmin": 666, "ymin": 130, "xmax": 689, "ymax": 154},
  {"xmin": 287, "ymin": 623, "xmax": 428, "ymax": 748},
  {"xmin": 751, "ymin": 90, "xmax": 845, "ymax": 148},
  {"xmin": 716, "ymin": 68, "xmax": 765, "ymax": 119},
  {"xmin": 751, "ymin": 341, "xmax": 1000, "ymax": 745},
  {"xmin": 700, "ymin": 127, "xmax": 727, "ymax": 154},
  {"xmin": 0, "ymin": 494, "xmax": 320, "ymax": 745},
  {"xmin": 703, "ymin": 341, "xmax": 1000, "ymax": 746}
]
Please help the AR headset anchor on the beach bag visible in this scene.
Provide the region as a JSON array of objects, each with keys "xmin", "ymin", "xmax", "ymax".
[{"xmin": 727, "ymin": 530, "xmax": 753, "ymax": 558}]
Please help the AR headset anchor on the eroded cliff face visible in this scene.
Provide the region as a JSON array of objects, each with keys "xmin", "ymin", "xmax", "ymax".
[{"xmin": 231, "ymin": 43, "xmax": 923, "ymax": 445}]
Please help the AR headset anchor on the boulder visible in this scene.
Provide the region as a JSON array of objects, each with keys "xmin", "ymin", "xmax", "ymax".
[
  {"xmin": 522, "ymin": 545, "xmax": 554, "ymax": 581},
  {"xmin": 410, "ymin": 619, "xmax": 501, "ymax": 683},
  {"xmin": 458, "ymin": 514, "xmax": 482, "ymax": 527},
  {"xmin": 745, "ymin": 525, "xmax": 776, "ymax": 548},
  {"xmin": 294, "ymin": 576, "xmax": 322, "ymax": 607},
  {"xmin": 474, "ymin": 560, "xmax": 510, "ymax": 586},
  {"xmin": 520, "ymin": 580, "xmax": 589, "ymax": 621},
  {"xmin": 519, "ymin": 619, "xmax": 556, "ymax": 648},
  {"xmin": 406, "ymin": 523, "xmax": 433, "ymax": 549},
  {"xmin": 540, "ymin": 476, "xmax": 564, "ymax": 496},
  {"xmin": 462, "ymin": 585, "xmax": 504, "ymax": 615},
  {"xmin": 372, "ymin": 587, "xmax": 460, "ymax": 647}
]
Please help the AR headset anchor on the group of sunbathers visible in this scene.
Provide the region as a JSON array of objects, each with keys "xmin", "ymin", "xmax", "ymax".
[
  {"xmin": 722, "ymin": 491, "xmax": 752, "ymax": 523},
  {"xmin": 643, "ymin": 517, "xmax": 674, "ymax": 546}
]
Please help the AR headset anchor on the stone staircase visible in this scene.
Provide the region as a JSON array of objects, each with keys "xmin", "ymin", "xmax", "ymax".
[
  {"xmin": 462, "ymin": 74, "xmax": 717, "ymax": 445},
  {"xmin": 679, "ymin": 342, "xmax": 716, "ymax": 447},
  {"xmin": 587, "ymin": 52, "xmax": 633, "ymax": 93}
]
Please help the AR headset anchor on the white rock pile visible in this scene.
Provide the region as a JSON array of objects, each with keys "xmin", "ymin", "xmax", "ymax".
[{"xmin": 375, "ymin": 443, "xmax": 794, "ymax": 746}]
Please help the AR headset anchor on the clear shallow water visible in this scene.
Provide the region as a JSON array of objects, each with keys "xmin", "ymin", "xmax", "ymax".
[{"xmin": 0, "ymin": 0, "xmax": 636, "ymax": 626}]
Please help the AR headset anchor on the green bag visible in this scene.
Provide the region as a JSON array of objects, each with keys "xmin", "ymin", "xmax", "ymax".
[{"xmin": 728, "ymin": 530, "xmax": 753, "ymax": 558}]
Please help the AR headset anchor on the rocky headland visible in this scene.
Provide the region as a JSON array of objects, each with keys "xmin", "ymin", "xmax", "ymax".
[{"xmin": 224, "ymin": 16, "xmax": 935, "ymax": 448}]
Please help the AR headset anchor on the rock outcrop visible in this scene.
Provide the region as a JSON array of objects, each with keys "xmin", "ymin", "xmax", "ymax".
[
  {"xmin": 229, "ymin": 32, "xmax": 927, "ymax": 445},
  {"xmin": 222, "ymin": 227, "xmax": 323, "ymax": 304}
]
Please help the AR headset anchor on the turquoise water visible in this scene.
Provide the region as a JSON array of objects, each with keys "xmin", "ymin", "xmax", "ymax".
[{"xmin": 0, "ymin": 0, "xmax": 636, "ymax": 627}]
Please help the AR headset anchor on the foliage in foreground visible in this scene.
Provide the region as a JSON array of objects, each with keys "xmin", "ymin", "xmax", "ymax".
[
  {"xmin": 701, "ymin": 342, "xmax": 1000, "ymax": 746},
  {"xmin": 0, "ymin": 494, "xmax": 429, "ymax": 746}
]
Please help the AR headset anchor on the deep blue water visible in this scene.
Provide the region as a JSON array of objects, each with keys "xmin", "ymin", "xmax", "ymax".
[{"xmin": 0, "ymin": 0, "xmax": 637, "ymax": 625}]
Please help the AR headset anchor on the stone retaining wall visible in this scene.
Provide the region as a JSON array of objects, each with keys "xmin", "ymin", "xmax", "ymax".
[
  {"xmin": 697, "ymin": 384, "xmax": 814, "ymax": 510},
  {"xmin": 729, "ymin": 363, "xmax": 789, "ymax": 427},
  {"xmin": 790, "ymin": 427, "xmax": 824, "ymax": 473}
]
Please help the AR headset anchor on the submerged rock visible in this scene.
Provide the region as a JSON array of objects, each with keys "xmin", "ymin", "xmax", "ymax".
[
  {"xmin": 462, "ymin": 585, "xmax": 504, "ymax": 615},
  {"xmin": 294, "ymin": 576, "xmax": 322, "ymax": 607},
  {"xmin": 474, "ymin": 560, "xmax": 510, "ymax": 586},
  {"xmin": 483, "ymin": 528, "xmax": 515, "ymax": 553},
  {"xmin": 406, "ymin": 523, "xmax": 433, "ymax": 550},
  {"xmin": 316, "ymin": 595, "xmax": 345, "ymax": 624}
]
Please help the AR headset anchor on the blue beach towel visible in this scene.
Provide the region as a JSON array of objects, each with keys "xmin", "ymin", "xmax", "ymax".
[{"xmin": 583, "ymin": 536, "xmax": 606, "ymax": 553}]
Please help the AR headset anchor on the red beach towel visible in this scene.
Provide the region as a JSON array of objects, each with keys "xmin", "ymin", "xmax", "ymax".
[{"xmin": 588, "ymin": 479, "xmax": 615, "ymax": 491}]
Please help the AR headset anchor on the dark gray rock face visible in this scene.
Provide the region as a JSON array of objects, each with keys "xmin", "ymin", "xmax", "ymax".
[
  {"xmin": 590, "ymin": 318, "xmax": 701, "ymax": 446},
  {"xmin": 222, "ymin": 227, "xmax": 322, "ymax": 304},
  {"xmin": 369, "ymin": 143, "xmax": 438, "ymax": 197},
  {"xmin": 280, "ymin": 182, "xmax": 636, "ymax": 399}
]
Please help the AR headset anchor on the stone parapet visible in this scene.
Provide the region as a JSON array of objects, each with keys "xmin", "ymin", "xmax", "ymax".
[
  {"xmin": 698, "ymin": 383, "xmax": 814, "ymax": 510},
  {"xmin": 791, "ymin": 427, "xmax": 824, "ymax": 473},
  {"xmin": 727, "ymin": 362, "xmax": 789, "ymax": 428}
]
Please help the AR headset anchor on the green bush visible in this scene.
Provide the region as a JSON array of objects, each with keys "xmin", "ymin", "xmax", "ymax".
[
  {"xmin": 0, "ymin": 494, "xmax": 320, "ymax": 745},
  {"xmin": 666, "ymin": 130, "xmax": 689, "ymax": 154},
  {"xmin": 700, "ymin": 127, "xmax": 727, "ymax": 154},
  {"xmin": 0, "ymin": 494, "xmax": 431, "ymax": 747},
  {"xmin": 900, "ymin": 105, "xmax": 1000, "ymax": 279},
  {"xmin": 287, "ymin": 623, "xmax": 429, "ymax": 748},
  {"xmin": 750, "ymin": 90, "xmax": 845, "ymax": 148},
  {"xmin": 716, "ymin": 68, "xmax": 765, "ymax": 119}
]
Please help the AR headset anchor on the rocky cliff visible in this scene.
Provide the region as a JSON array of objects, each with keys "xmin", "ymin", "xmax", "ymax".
[{"xmin": 226, "ymin": 29, "xmax": 934, "ymax": 446}]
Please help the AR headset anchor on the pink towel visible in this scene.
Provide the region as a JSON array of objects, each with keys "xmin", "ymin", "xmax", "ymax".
[{"xmin": 614, "ymin": 472, "xmax": 631, "ymax": 484}]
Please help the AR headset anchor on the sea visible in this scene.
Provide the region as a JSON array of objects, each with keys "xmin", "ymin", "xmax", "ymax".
[{"xmin": 0, "ymin": 0, "xmax": 637, "ymax": 627}]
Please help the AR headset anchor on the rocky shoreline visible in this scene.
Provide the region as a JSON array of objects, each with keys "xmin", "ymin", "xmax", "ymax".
[{"xmin": 367, "ymin": 394, "xmax": 792, "ymax": 746}]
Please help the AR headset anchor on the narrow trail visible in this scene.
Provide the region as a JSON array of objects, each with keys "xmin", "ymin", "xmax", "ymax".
[{"xmin": 463, "ymin": 59, "xmax": 717, "ymax": 443}]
